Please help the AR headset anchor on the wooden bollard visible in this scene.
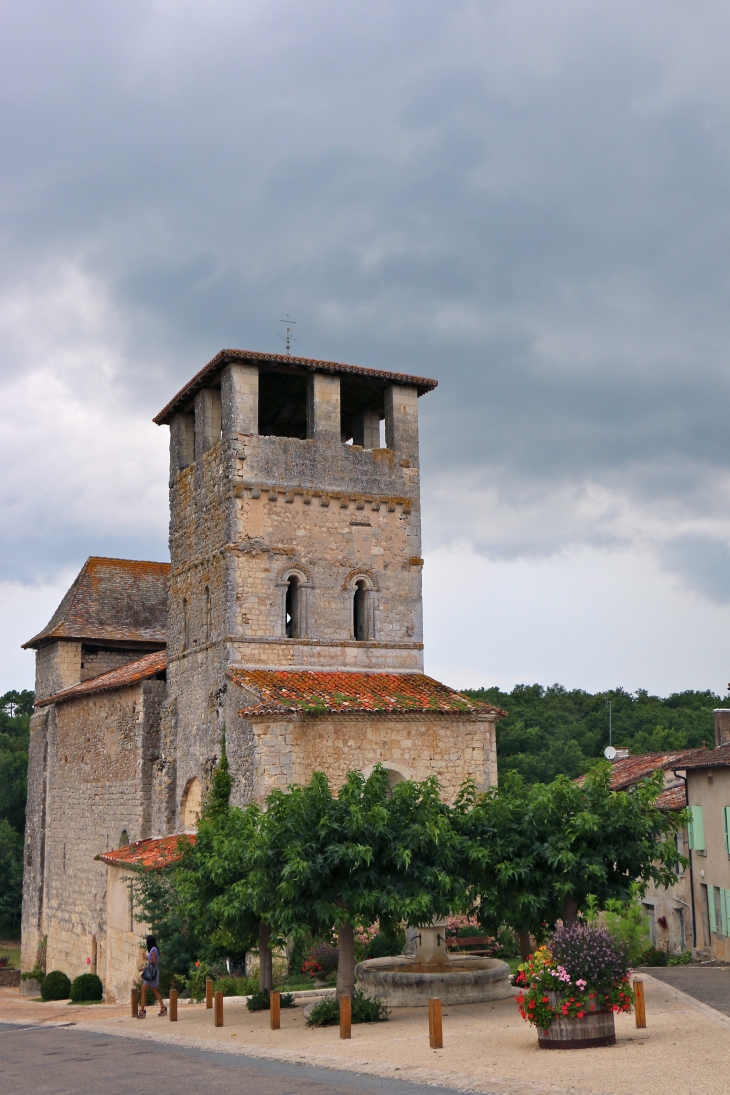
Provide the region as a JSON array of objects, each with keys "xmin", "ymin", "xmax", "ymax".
[
  {"xmin": 428, "ymin": 997, "xmax": 443, "ymax": 1049},
  {"xmin": 339, "ymin": 994, "xmax": 351, "ymax": 1040},
  {"xmin": 206, "ymin": 978, "xmax": 213, "ymax": 1009},
  {"xmin": 214, "ymin": 990, "xmax": 224, "ymax": 1027},
  {"xmin": 169, "ymin": 987, "xmax": 178, "ymax": 1022},
  {"xmin": 131, "ymin": 987, "xmax": 138, "ymax": 1018},
  {"xmin": 634, "ymin": 978, "xmax": 646, "ymax": 1028},
  {"xmin": 270, "ymin": 990, "xmax": 280, "ymax": 1030}
]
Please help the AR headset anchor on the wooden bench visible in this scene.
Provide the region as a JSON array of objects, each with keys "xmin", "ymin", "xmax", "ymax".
[{"xmin": 446, "ymin": 935, "xmax": 498, "ymax": 956}]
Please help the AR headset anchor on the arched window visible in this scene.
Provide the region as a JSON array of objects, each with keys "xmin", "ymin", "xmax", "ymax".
[
  {"xmin": 182, "ymin": 598, "xmax": 189, "ymax": 650},
  {"xmin": 181, "ymin": 777, "xmax": 202, "ymax": 830},
  {"xmin": 353, "ymin": 579, "xmax": 374, "ymax": 640},
  {"xmin": 286, "ymin": 575, "xmax": 300, "ymax": 638},
  {"xmin": 119, "ymin": 829, "xmax": 129, "ymax": 847},
  {"xmin": 204, "ymin": 586, "xmax": 211, "ymax": 641}
]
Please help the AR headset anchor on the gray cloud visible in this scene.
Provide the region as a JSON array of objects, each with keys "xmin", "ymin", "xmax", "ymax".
[{"xmin": 2, "ymin": 0, "xmax": 730, "ymax": 603}]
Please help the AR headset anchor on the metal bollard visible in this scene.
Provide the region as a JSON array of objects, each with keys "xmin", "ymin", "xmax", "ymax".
[
  {"xmin": 131, "ymin": 987, "xmax": 138, "ymax": 1018},
  {"xmin": 270, "ymin": 990, "xmax": 280, "ymax": 1030},
  {"xmin": 339, "ymin": 995, "xmax": 351, "ymax": 1040},
  {"xmin": 428, "ymin": 998, "xmax": 443, "ymax": 1049},
  {"xmin": 214, "ymin": 990, "xmax": 224, "ymax": 1027},
  {"xmin": 206, "ymin": 978, "xmax": 213, "ymax": 1009},
  {"xmin": 169, "ymin": 987, "xmax": 178, "ymax": 1022},
  {"xmin": 634, "ymin": 979, "xmax": 646, "ymax": 1028}
]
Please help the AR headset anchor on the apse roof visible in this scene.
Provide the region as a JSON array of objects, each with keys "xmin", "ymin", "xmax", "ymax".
[{"xmin": 96, "ymin": 833, "xmax": 194, "ymax": 870}]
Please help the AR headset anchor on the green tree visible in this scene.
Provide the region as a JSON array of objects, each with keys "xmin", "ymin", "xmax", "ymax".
[
  {"xmin": 0, "ymin": 819, "xmax": 24, "ymax": 937},
  {"xmin": 461, "ymin": 764, "xmax": 685, "ymax": 954}
]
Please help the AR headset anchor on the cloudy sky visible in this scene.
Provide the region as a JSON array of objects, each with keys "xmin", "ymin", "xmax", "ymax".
[{"xmin": 3, "ymin": 0, "xmax": 730, "ymax": 697}]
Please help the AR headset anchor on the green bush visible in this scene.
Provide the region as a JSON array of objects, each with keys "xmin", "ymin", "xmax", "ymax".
[
  {"xmin": 246, "ymin": 989, "xmax": 295, "ymax": 1011},
  {"xmin": 668, "ymin": 951, "xmax": 693, "ymax": 966},
  {"xmin": 306, "ymin": 989, "xmax": 389, "ymax": 1027},
  {"xmin": 41, "ymin": 970, "xmax": 71, "ymax": 1000},
  {"xmin": 641, "ymin": 946, "xmax": 668, "ymax": 967},
  {"xmin": 70, "ymin": 973, "xmax": 103, "ymax": 1002},
  {"xmin": 215, "ymin": 974, "xmax": 259, "ymax": 997},
  {"xmin": 367, "ymin": 932, "xmax": 405, "ymax": 959}
]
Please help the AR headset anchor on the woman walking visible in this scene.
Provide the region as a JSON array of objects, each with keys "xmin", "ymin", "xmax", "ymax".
[{"xmin": 137, "ymin": 934, "xmax": 167, "ymax": 1017}]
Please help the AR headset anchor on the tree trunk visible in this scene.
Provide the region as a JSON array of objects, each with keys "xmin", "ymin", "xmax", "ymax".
[
  {"xmin": 336, "ymin": 921, "xmax": 355, "ymax": 1001},
  {"xmin": 258, "ymin": 921, "xmax": 273, "ymax": 992},
  {"xmin": 562, "ymin": 896, "xmax": 579, "ymax": 928},
  {"xmin": 518, "ymin": 929, "xmax": 532, "ymax": 960}
]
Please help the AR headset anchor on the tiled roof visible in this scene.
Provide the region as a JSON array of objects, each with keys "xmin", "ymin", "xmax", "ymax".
[
  {"xmin": 576, "ymin": 751, "xmax": 699, "ymax": 791},
  {"xmin": 23, "ymin": 557, "xmax": 169, "ymax": 649},
  {"xmin": 96, "ymin": 833, "xmax": 194, "ymax": 869},
  {"xmin": 674, "ymin": 743, "xmax": 730, "ymax": 770},
  {"xmin": 36, "ymin": 651, "xmax": 166, "ymax": 707},
  {"xmin": 153, "ymin": 349, "xmax": 438, "ymax": 425},
  {"xmin": 232, "ymin": 669, "xmax": 505, "ymax": 717},
  {"xmin": 655, "ymin": 786, "xmax": 687, "ymax": 811}
]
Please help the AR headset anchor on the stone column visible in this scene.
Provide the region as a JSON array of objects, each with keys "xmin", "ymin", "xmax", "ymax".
[
  {"xmin": 221, "ymin": 363, "xmax": 259, "ymax": 439},
  {"xmin": 194, "ymin": 388, "xmax": 222, "ymax": 459},
  {"xmin": 385, "ymin": 385, "xmax": 419, "ymax": 460},
  {"xmin": 169, "ymin": 413, "xmax": 194, "ymax": 480},
  {"xmin": 352, "ymin": 410, "xmax": 381, "ymax": 449},
  {"xmin": 306, "ymin": 374, "xmax": 341, "ymax": 442}
]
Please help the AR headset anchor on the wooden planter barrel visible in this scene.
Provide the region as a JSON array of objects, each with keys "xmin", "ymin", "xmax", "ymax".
[{"xmin": 537, "ymin": 992, "xmax": 615, "ymax": 1049}]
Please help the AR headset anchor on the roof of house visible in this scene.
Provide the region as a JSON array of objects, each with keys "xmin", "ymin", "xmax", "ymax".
[
  {"xmin": 673, "ymin": 743, "xmax": 730, "ymax": 770},
  {"xmin": 35, "ymin": 651, "xmax": 167, "ymax": 708},
  {"xmin": 582, "ymin": 750, "xmax": 699, "ymax": 791},
  {"xmin": 153, "ymin": 349, "xmax": 438, "ymax": 425},
  {"xmin": 231, "ymin": 669, "xmax": 505, "ymax": 717},
  {"xmin": 23, "ymin": 557, "xmax": 170, "ymax": 649},
  {"xmin": 96, "ymin": 833, "xmax": 195, "ymax": 870},
  {"xmin": 655, "ymin": 786, "xmax": 687, "ymax": 811}
]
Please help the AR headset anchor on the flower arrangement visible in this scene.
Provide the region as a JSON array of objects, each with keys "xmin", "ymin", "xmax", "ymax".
[
  {"xmin": 515, "ymin": 923, "xmax": 634, "ymax": 1030},
  {"xmin": 302, "ymin": 944, "xmax": 339, "ymax": 979}
]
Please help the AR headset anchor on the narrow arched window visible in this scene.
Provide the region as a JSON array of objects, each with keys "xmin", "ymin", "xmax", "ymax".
[
  {"xmin": 353, "ymin": 580, "xmax": 368, "ymax": 640},
  {"xmin": 286, "ymin": 575, "xmax": 300, "ymax": 638},
  {"xmin": 204, "ymin": 586, "xmax": 211, "ymax": 641},
  {"xmin": 182, "ymin": 598, "xmax": 189, "ymax": 650},
  {"xmin": 119, "ymin": 829, "xmax": 129, "ymax": 847}
]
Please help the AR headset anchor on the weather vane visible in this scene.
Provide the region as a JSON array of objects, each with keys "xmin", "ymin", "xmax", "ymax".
[{"xmin": 280, "ymin": 314, "xmax": 297, "ymax": 356}]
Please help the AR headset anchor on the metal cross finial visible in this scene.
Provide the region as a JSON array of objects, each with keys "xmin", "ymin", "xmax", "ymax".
[{"xmin": 280, "ymin": 314, "xmax": 297, "ymax": 356}]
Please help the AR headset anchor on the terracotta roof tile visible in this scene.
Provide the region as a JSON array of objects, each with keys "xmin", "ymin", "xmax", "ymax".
[
  {"xmin": 23, "ymin": 557, "xmax": 169, "ymax": 649},
  {"xmin": 96, "ymin": 833, "xmax": 194, "ymax": 869},
  {"xmin": 153, "ymin": 349, "xmax": 438, "ymax": 425},
  {"xmin": 232, "ymin": 669, "xmax": 505, "ymax": 717},
  {"xmin": 674, "ymin": 743, "xmax": 730, "ymax": 770},
  {"xmin": 655, "ymin": 786, "xmax": 687, "ymax": 811},
  {"xmin": 35, "ymin": 651, "xmax": 166, "ymax": 707},
  {"xmin": 577, "ymin": 751, "xmax": 699, "ymax": 791}
]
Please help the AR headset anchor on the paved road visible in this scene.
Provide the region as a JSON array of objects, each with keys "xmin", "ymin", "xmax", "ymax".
[
  {"xmin": 639, "ymin": 966, "xmax": 730, "ymax": 1016},
  {"xmin": 0, "ymin": 1022, "xmax": 473, "ymax": 1095}
]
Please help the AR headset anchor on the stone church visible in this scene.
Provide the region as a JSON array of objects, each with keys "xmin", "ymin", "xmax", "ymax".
[{"xmin": 21, "ymin": 348, "xmax": 503, "ymax": 1000}]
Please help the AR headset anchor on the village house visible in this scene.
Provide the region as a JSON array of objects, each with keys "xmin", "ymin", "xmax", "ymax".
[{"xmin": 21, "ymin": 348, "xmax": 504, "ymax": 1001}]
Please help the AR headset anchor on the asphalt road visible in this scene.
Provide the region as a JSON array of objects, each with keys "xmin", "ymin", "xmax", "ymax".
[
  {"xmin": 0, "ymin": 1022, "xmax": 474, "ymax": 1095},
  {"xmin": 639, "ymin": 966, "xmax": 730, "ymax": 1016}
]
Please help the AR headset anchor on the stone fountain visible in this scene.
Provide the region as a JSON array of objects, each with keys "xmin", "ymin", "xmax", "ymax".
[{"xmin": 355, "ymin": 919, "xmax": 513, "ymax": 1007}]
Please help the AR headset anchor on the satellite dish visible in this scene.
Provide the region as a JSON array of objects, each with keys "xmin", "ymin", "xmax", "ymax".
[{"xmin": 604, "ymin": 745, "xmax": 617, "ymax": 761}]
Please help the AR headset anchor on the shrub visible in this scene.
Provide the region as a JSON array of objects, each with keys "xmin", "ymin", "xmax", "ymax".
[
  {"xmin": 367, "ymin": 932, "xmax": 405, "ymax": 959},
  {"xmin": 246, "ymin": 989, "xmax": 295, "ymax": 1011},
  {"xmin": 600, "ymin": 896, "xmax": 652, "ymax": 965},
  {"xmin": 41, "ymin": 970, "xmax": 71, "ymax": 1000},
  {"xmin": 70, "ymin": 973, "xmax": 103, "ymax": 1002},
  {"xmin": 550, "ymin": 922, "xmax": 630, "ymax": 993},
  {"xmin": 306, "ymin": 989, "xmax": 389, "ymax": 1027},
  {"xmin": 668, "ymin": 951, "xmax": 692, "ymax": 966},
  {"xmin": 641, "ymin": 946, "xmax": 668, "ymax": 966},
  {"xmin": 0, "ymin": 956, "xmax": 8, "ymax": 967},
  {"xmin": 214, "ymin": 974, "xmax": 259, "ymax": 997},
  {"xmin": 310, "ymin": 944, "xmax": 339, "ymax": 972}
]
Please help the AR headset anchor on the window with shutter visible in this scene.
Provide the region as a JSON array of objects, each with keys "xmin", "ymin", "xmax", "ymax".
[
  {"xmin": 724, "ymin": 807, "xmax": 730, "ymax": 856},
  {"xmin": 722, "ymin": 889, "xmax": 729, "ymax": 937},
  {"xmin": 708, "ymin": 885, "xmax": 717, "ymax": 933},
  {"xmin": 726, "ymin": 890, "xmax": 730, "ymax": 936},
  {"xmin": 689, "ymin": 805, "xmax": 706, "ymax": 852}
]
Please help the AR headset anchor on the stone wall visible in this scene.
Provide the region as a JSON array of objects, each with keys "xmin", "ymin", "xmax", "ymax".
[
  {"xmin": 35, "ymin": 641, "xmax": 82, "ymax": 702},
  {"xmin": 80, "ymin": 646, "xmax": 153, "ymax": 682},
  {"xmin": 21, "ymin": 680, "xmax": 165, "ymax": 982},
  {"xmin": 245, "ymin": 711, "xmax": 498, "ymax": 806}
]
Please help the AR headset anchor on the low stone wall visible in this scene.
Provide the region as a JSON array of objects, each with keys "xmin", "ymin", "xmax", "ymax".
[{"xmin": 0, "ymin": 969, "xmax": 21, "ymax": 987}]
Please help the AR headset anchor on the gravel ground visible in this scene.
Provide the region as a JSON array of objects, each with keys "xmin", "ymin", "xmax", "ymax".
[{"xmin": 2, "ymin": 974, "xmax": 729, "ymax": 1095}]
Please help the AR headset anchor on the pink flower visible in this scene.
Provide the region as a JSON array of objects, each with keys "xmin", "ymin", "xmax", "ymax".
[{"xmin": 576, "ymin": 979, "xmax": 587, "ymax": 990}]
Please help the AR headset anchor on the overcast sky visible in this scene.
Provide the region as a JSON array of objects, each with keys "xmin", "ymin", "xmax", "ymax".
[{"xmin": 3, "ymin": 0, "xmax": 730, "ymax": 697}]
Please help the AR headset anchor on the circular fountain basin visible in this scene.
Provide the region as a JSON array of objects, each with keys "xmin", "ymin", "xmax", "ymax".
[{"xmin": 355, "ymin": 953, "xmax": 513, "ymax": 1008}]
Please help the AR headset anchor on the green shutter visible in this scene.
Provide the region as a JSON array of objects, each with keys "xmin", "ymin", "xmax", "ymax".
[
  {"xmin": 725, "ymin": 807, "xmax": 730, "ymax": 855},
  {"xmin": 689, "ymin": 805, "xmax": 706, "ymax": 852},
  {"xmin": 709, "ymin": 885, "xmax": 717, "ymax": 933},
  {"xmin": 722, "ymin": 890, "xmax": 729, "ymax": 937},
  {"xmin": 726, "ymin": 890, "xmax": 730, "ymax": 935}
]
